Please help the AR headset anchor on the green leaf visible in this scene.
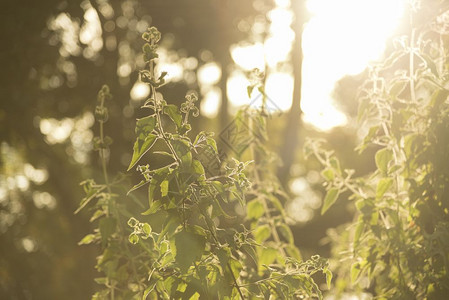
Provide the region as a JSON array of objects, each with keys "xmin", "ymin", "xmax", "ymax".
[
  {"xmin": 174, "ymin": 231, "xmax": 206, "ymax": 272},
  {"xmin": 191, "ymin": 159, "xmax": 205, "ymax": 176},
  {"xmin": 164, "ymin": 104, "xmax": 182, "ymax": 128},
  {"xmin": 258, "ymin": 247, "xmax": 278, "ymax": 270},
  {"xmin": 153, "ymin": 151, "xmax": 174, "ymax": 159},
  {"xmin": 177, "ymin": 123, "xmax": 191, "ymax": 135},
  {"xmin": 92, "ymin": 290, "xmax": 109, "ymax": 299},
  {"xmin": 216, "ymin": 247, "xmax": 231, "ymax": 270},
  {"xmin": 147, "ymin": 166, "xmax": 171, "ymax": 206},
  {"xmin": 143, "ymin": 283, "xmax": 157, "ymax": 300},
  {"xmin": 78, "ymin": 233, "xmax": 96, "ymax": 245},
  {"xmin": 127, "ymin": 179, "xmax": 151, "ymax": 195},
  {"xmin": 277, "ymin": 224, "xmax": 294, "ymax": 244},
  {"xmin": 247, "ymin": 199, "xmax": 265, "ymax": 220},
  {"xmin": 376, "ymin": 177, "xmax": 393, "ymax": 199},
  {"xmin": 421, "ymin": 53, "xmax": 439, "ymax": 77},
  {"xmin": 128, "ymin": 134, "xmax": 157, "ymax": 171},
  {"xmin": 357, "ymin": 125, "xmax": 379, "ymax": 154},
  {"xmin": 161, "ymin": 180, "xmax": 169, "ymax": 197},
  {"xmin": 247, "ymin": 85, "xmax": 255, "ymax": 98},
  {"xmin": 350, "ymin": 262, "xmax": 362, "ymax": 283},
  {"xmin": 285, "ymin": 244, "xmax": 302, "ymax": 261},
  {"xmin": 94, "ymin": 277, "xmax": 108, "ymax": 285},
  {"xmin": 325, "ymin": 269, "xmax": 332, "ymax": 289},
  {"xmin": 212, "ymin": 196, "xmax": 234, "ymax": 219},
  {"xmin": 75, "ymin": 188, "xmax": 103, "ymax": 214},
  {"xmin": 254, "ymin": 224, "xmax": 271, "ymax": 243},
  {"xmin": 268, "ymin": 195, "xmax": 285, "ymax": 217},
  {"xmin": 142, "ymin": 200, "xmax": 162, "ymax": 215},
  {"xmin": 354, "ymin": 218, "xmax": 364, "ymax": 247},
  {"xmin": 89, "ymin": 210, "xmax": 105, "ymax": 222},
  {"xmin": 389, "ymin": 78, "xmax": 408, "ymax": 99},
  {"xmin": 206, "ymin": 137, "xmax": 218, "ymax": 153},
  {"xmin": 135, "ymin": 115, "xmax": 157, "ymax": 139},
  {"xmin": 228, "ymin": 258, "xmax": 242, "ymax": 280},
  {"xmin": 129, "ymin": 233, "xmax": 139, "ymax": 244},
  {"xmin": 241, "ymin": 244, "xmax": 258, "ymax": 265},
  {"xmin": 142, "ymin": 223, "xmax": 152, "ymax": 236},
  {"xmin": 172, "ymin": 139, "xmax": 192, "ymax": 168},
  {"xmin": 403, "ymin": 133, "xmax": 421, "ymax": 158},
  {"xmin": 329, "ymin": 157, "xmax": 341, "ymax": 175},
  {"xmin": 321, "ymin": 168, "xmax": 334, "ymax": 181},
  {"xmin": 159, "ymin": 240, "xmax": 169, "ymax": 255},
  {"xmin": 375, "ymin": 148, "xmax": 393, "ymax": 175},
  {"xmin": 321, "ymin": 188, "xmax": 339, "ymax": 215}
]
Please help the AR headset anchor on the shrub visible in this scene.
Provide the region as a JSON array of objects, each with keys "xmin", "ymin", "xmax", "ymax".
[{"xmin": 77, "ymin": 27, "xmax": 330, "ymax": 300}]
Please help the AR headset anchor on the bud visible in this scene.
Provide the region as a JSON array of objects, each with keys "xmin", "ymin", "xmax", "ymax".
[{"xmin": 95, "ymin": 106, "xmax": 109, "ymax": 123}]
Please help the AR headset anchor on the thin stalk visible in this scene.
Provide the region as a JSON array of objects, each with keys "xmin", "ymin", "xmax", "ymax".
[
  {"xmin": 147, "ymin": 47, "xmax": 181, "ymax": 165},
  {"xmin": 154, "ymin": 105, "xmax": 181, "ymax": 164},
  {"xmin": 228, "ymin": 263, "xmax": 245, "ymax": 299},
  {"xmin": 97, "ymin": 97, "xmax": 115, "ymax": 300},
  {"xmin": 248, "ymin": 113, "xmax": 286, "ymax": 257},
  {"xmin": 97, "ymin": 98, "xmax": 145, "ymax": 298},
  {"xmin": 99, "ymin": 120, "xmax": 110, "ymax": 194}
]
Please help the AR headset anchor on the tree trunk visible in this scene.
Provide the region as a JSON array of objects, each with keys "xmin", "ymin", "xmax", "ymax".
[{"xmin": 277, "ymin": 0, "xmax": 307, "ymax": 186}]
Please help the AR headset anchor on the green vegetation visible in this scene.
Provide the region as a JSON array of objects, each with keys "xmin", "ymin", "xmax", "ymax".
[{"xmin": 2, "ymin": 1, "xmax": 449, "ymax": 299}]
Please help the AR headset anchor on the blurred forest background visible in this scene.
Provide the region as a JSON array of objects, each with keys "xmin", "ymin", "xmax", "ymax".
[{"xmin": 0, "ymin": 0, "xmax": 435, "ymax": 298}]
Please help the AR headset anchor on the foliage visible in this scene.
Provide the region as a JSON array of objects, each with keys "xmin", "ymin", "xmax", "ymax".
[
  {"xmin": 77, "ymin": 27, "xmax": 330, "ymax": 299},
  {"xmin": 306, "ymin": 2, "xmax": 449, "ymax": 298}
]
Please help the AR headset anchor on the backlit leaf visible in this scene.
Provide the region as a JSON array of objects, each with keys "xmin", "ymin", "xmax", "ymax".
[
  {"xmin": 350, "ymin": 262, "xmax": 362, "ymax": 284},
  {"xmin": 164, "ymin": 104, "xmax": 182, "ymax": 128},
  {"xmin": 321, "ymin": 188, "xmax": 339, "ymax": 215},
  {"xmin": 277, "ymin": 224, "xmax": 294, "ymax": 244},
  {"xmin": 376, "ymin": 177, "xmax": 393, "ymax": 199},
  {"xmin": 128, "ymin": 134, "xmax": 157, "ymax": 171},
  {"xmin": 78, "ymin": 234, "xmax": 96, "ymax": 245},
  {"xmin": 129, "ymin": 233, "xmax": 139, "ymax": 244},
  {"xmin": 247, "ymin": 199, "xmax": 264, "ymax": 220},
  {"xmin": 375, "ymin": 148, "xmax": 393, "ymax": 175},
  {"xmin": 161, "ymin": 180, "xmax": 169, "ymax": 197},
  {"xmin": 325, "ymin": 269, "xmax": 332, "ymax": 289},
  {"xmin": 254, "ymin": 224, "xmax": 271, "ymax": 243}
]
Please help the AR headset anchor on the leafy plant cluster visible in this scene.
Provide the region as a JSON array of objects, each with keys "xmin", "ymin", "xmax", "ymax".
[
  {"xmin": 77, "ymin": 27, "xmax": 330, "ymax": 299},
  {"xmin": 306, "ymin": 3, "xmax": 449, "ymax": 298}
]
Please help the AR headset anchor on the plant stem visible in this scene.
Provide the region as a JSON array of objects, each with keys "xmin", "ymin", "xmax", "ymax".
[
  {"xmin": 228, "ymin": 263, "xmax": 245, "ymax": 300},
  {"xmin": 99, "ymin": 120, "xmax": 110, "ymax": 194},
  {"xmin": 248, "ymin": 114, "xmax": 287, "ymax": 257}
]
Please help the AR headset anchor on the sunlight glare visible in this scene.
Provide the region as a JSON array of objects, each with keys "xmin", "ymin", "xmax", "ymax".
[
  {"xmin": 229, "ymin": 2, "xmax": 295, "ymax": 113},
  {"xmin": 227, "ymin": 71, "xmax": 250, "ymax": 109},
  {"xmin": 130, "ymin": 81, "xmax": 150, "ymax": 101},
  {"xmin": 200, "ymin": 88, "xmax": 222, "ymax": 118},
  {"xmin": 265, "ymin": 72, "xmax": 293, "ymax": 111},
  {"xmin": 197, "ymin": 62, "xmax": 222, "ymax": 86},
  {"xmin": 231, "ymin": 43, "xmax": 265, "ymax": 71},
  {"xmin": 301, "ymin": 0, "xmax": 406, "ymax": 130}
]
